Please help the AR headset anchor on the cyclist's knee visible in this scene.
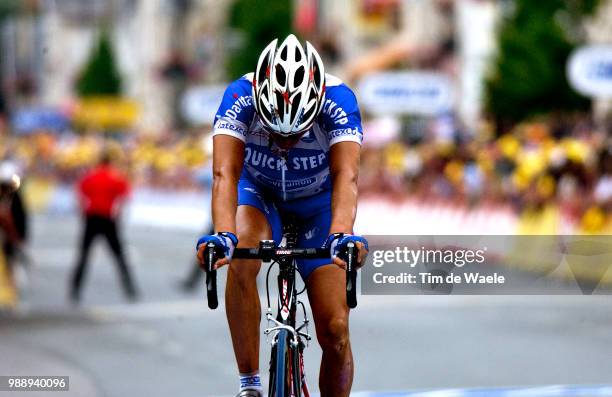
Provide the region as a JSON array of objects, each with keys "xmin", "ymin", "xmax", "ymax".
[
  {"xmin": 231, "ymin": 232, "xmax": 265, "ymax": 282},
  {"xmin": 236, "ymin": 231, "xmax": 265, "ymax": 249},
  {"xmin": 229, "ymin": 206, "xmax": 271, "ymax": 284},
  {"xmin": 229, "ymin": 230, "xmax": 265, "ymax": 288},
  {"xmin": 228, "ymin": 258, "xmax": 259, "ymax": 284},
  {"xmin": 317, "ymin": 316, "xmax": 350, "ymax": 354}
]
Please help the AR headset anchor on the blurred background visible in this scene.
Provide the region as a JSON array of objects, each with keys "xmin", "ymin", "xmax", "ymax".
[
  {"xmin": 0, "ymin": 0, "xmax": 609, "ymax": 235},
  {"xmin": 0, "ymin": 0, "xmax": 612, "ymax": 396}
]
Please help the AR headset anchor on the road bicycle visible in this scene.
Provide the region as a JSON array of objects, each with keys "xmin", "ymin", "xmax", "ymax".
[{"xmin": 202, "ymin": 221, "xmax": 358, "ymax": 397}]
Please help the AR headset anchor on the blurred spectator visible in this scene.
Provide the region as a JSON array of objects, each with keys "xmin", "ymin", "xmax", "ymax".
[
  {"xmin": 580, "ymin": 143, "xmax": 612, "ymax": 234},
  {"xmin": 594, "ymin": 144, "xmax": 612, "ymax": 208},
  {"xmin": 70, "ymin": 150, "xmax": 138, "ymax": 303},
  {"xmin": 0, "ymin": 163, "xmax": 22, "ymax": 308},
  {"xmin": 0, "ymin": 161, "xmax": 29, "ymax": 270}
]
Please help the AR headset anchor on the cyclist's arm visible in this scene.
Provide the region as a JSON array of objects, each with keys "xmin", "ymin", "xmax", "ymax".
[
  {"xmin": 208, "ymin": 76, "xmax": 253, "ymax": 235},
  {"xmin": 329, "ymin": 141, "xmax": 360, "ymax": 234},
  {"xmin": 211, "ymin": 135, "xmax": 245, "ymax": 234}
]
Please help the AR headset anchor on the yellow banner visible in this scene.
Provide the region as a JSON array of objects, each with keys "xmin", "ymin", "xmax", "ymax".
[{"xmin": 73, "ymin": 96, "xmax": 140, "ymax": 129}]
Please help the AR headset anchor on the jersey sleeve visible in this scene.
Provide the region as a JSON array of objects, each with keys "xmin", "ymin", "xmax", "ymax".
[
  {"xmin": 320, "ymin": 83, "xmax": 364, "ymax": 146},
  {"xmin": 212, "ymin": 78, "xmax": 255, "ymax": 142}
]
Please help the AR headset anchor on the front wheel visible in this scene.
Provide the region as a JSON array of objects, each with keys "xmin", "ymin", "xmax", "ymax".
[{"xmin": 268, "ymin": 329, "xmax": 301, "ymax": 397}]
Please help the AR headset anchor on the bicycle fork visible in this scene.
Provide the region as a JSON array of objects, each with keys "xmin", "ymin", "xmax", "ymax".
[{"xmin": 265, "ymin": 298, "xmax": 311, "ymax": 396}]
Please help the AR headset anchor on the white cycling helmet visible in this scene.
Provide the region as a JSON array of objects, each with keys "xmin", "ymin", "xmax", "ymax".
[{"xmin": 252, "ymin": 34, "xmax": 325, "ymax": 137}]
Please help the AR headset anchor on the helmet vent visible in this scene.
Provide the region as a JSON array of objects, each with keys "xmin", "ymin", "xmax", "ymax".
[
  {"xmin": 257, "ymin": 64, "xmax": 267, "ymax": 87},
  {"xmin": 308, "ymin": 87, "xmax": 316, "ymax": 102},
  {"xmin": 313, "ymin": 65, "xmax": 321, "ymax": 87},
  {"xmin": 275, "ymin": 64, "xmax": 286, "ymax": 86},
  {"xmin": 290, "ymin": 92, "xmax": 301, "ymax": 122},
  {"xmin": 295, "ymin": 47, "xmax": 302, "ymax": 62},
  {"xmin": 259, "ymin": 97, "xmax": 272, "ymax": 122},
  {"xmin": 294, "ymin": 66, "xmax": 305, "ymax": 88},
  {"xmin": 275, "ymin": 90, "xmax": 285, "ymax": 113},
  {"xmin": 302, "ymin": 100, "xmax": 315, "ymax": 123},
  {"xmin": 280, "ymin": 46, "xmax": 288, "ymax": 61}
]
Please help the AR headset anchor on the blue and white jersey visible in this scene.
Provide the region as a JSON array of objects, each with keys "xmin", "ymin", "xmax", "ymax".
[{"xmin": 212, "ymin": 73, "xmax": 363, "ymax": 201}]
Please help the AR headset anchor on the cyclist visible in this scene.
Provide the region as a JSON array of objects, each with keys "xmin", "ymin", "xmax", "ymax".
[{"xmin": 196, "ymin": 34, "xmax": 368, "ymax": 397}]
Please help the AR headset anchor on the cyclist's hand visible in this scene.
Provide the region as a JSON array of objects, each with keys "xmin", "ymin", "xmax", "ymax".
[
  {"xmin": 324, "ymin": 233, "xmax": 369, "ymax": 270},
  {"xmin": 196, "ymin": 232, "xmax": 238, "ymax": 270}
]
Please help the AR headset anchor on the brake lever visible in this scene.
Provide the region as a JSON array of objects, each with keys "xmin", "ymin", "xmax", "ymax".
[
  {"xmin": 344, "ymin": 241, "xmax": 358, "ymax": 309},
  {"xmin": 204, "ymin": 242, "xmax": 224, "ymax": 309}
]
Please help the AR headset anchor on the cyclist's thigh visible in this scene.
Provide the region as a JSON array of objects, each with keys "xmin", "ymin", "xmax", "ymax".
[
  {"xmin": 237, "ymin": 177, "xmax": 282, "ymax": 242},
  {"xmin": 233, "ymin": 206, "xmax": 270, "ymax": 277},
  {"xmin": 236, "ymin": 205, "xmax": 273, "ymax": 247},
  {"xmin": 235, "ymin": 178, "xmax": 282, "ymax": 275}
]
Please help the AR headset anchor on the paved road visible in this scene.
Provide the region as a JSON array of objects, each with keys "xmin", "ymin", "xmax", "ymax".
[{"xmin": 1, "ymin": 213, "xmax": 612, "ymax": 397}]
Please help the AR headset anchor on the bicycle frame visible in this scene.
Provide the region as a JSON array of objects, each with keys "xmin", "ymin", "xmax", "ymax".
[
  {"xmin": 266, "ymin": 226, "xmax": 304, "ymax": 333},
  {"xmin": 263, "ymin": 230, "xmax": 310, "ymax": 396}
]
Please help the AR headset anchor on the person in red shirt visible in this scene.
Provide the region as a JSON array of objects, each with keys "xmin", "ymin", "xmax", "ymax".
[{"xmin": 70, "ymin": 151, "xmax": 138, "ymax": 303}]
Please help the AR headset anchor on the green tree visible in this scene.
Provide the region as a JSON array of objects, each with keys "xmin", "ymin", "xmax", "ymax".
[
  {"xmin": 76, "ymin": 31, "xmax": 122, "ymax": 97},
  {"xmin": 226, "ymin": 0, "xmax": 292, "ymax": 79},
  {"xmin": 485, "ymin": 0, "xmax": 599, "ymax": 129},
  {"xmin": 0, "ymin": 0, "xmax": 19, "ymax": 19}
]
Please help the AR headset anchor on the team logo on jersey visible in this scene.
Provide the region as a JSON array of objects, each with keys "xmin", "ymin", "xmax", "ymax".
[
  {"xmin": 329, "ymin": 127, "xmax": 362, "ymax": 140},
  {"xmin": 224, "ymin": 95, "xmax": 252, "ymax": 120},
  {"xmin": 322, "ymin": 98, "xmax": 349, "ymax": 125},
  {"xmin": 304, "ymin": 226, "xmax": 320, "ymax": 240},
  {"xmin": 244, "ymin": 146, "xmax": 327, "ymax": 171},
  {"xmin": 215, "ymin": 119, "xmax": 247, "ymax": 138}
]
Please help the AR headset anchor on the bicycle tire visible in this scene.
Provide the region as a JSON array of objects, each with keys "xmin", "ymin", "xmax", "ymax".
[
  {"xmin": 268, "ymin": 329, "xmax": 301, "ymax": 397},
  {"xmin": 268, "ymin": 341, "xmax": 277, "ymax": 396},
  {"xmin": 291, "ymin": 343, "xmax": 302, "ymax": 396}
]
